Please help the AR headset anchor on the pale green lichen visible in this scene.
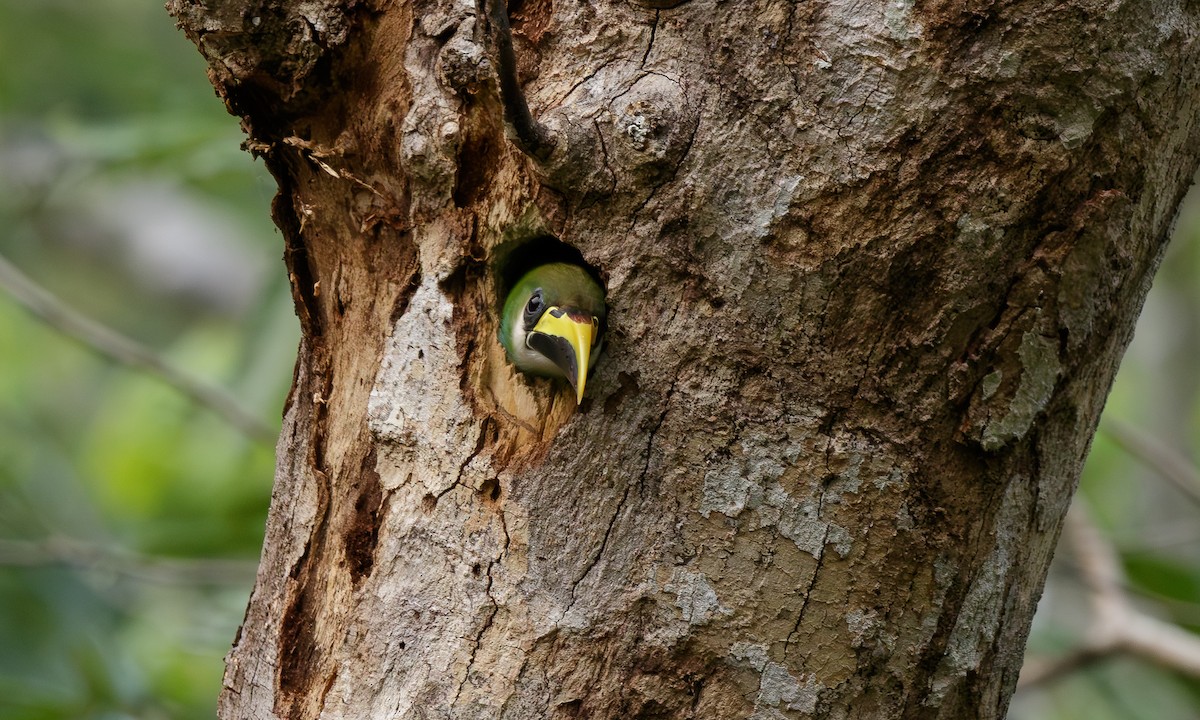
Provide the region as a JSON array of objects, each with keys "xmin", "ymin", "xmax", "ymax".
[
  {"xmin": 1057, "ymin": 228, "xmax": 1108, "ymax": 348},
  {"xmin": 665, "ymin": 568, "xmax": 732, "ymax": 625},
  {"xmin": 699, "ymin": 436, "xmax": 865, "ymax": 558},
  {"xmin": 980, "ymin": 369, "xmax": 1002, "ymax": 401},
  {"xmin": 873, "ymin": 465, "xmax": 904, "ymax": 491},
  {"xmin": 730, "ymin": 641, "xmax": 770, "ymax": 672},
  {"xmin": 845, "ymin": 608, "xmax": 880, "ymax": 648},
  {"xmin": 927, "ymin": 482, "xmax": 1024, "ymax": 702},
  {"xmin": 699, "ymin": 465, "xmax": 759, "ymax": 519},
  {"xmin": 884, "ymin": 0, "xmax": 923, "ymax": 42},
  {"xmin": 981, "ymin": 331, "xmax": 1062, "ymax": 451},
  {"xmin": 731, "ymin": 648, "xmax": 826, "ymax": 716},
  {"xmin": 757, "ymin": 662, "xmax": 819, "ymax": 714},
  {"xmin": 1057, "ymin": 104, "xmax": 1099, "ymax": 149},
  {"xmin": 764, "ymin": 480, "xmax": 827, "ymax": 557},
  {"xmin": 827, "ymin": 523, "xmax": 853, "ymax": 558}
]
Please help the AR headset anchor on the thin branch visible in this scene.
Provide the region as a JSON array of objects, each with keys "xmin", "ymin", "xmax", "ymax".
[
  {"xmin": 0, "ymin": 253, "xmax": 276, "ymax": 444},
  {"xmin": 487, "ymin": 0, "xmax": 556, "ymax": 160},
  {"xmin": 1018, "ymin": 645, "xmax": 1111, "ymax": 689},
  {"xmin": 0, "ymin": 536, "xmax": 259, "ymax": 586},
  {"xmin": 1101, "ymin": 419, "xmax": 1200, "ymax": 507},
  {"xmin": 1121, "ymin": 611, "xmax": 1200, "ymax": 677},
  {"xmin": 1018, "ymin": 502, "xmax": 1200, "ymax": 690}
]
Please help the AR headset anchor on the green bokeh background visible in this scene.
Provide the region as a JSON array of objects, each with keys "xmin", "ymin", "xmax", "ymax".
[{"xmin": 0, "ymin": 1, "xmax": 1197, "ymax": 717}]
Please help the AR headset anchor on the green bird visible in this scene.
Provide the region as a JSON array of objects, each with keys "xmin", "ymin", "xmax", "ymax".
[{"xmin": 499, "ymin": 262, "xmax": 606, "ymax": 404}]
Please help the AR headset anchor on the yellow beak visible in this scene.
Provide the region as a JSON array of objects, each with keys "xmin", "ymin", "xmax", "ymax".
[{"xmin": 528, "ymin": 307, "xmax": 597, "ymax": 404}]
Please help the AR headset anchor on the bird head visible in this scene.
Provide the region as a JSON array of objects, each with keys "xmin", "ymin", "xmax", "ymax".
[{"xmin": 500, "ymin": 262, "xmax": 606, "ymax": 404}]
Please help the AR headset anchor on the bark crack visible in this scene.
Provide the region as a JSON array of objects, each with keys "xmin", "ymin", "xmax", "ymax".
[
  {"xmin": 782, "ymin": 0, "xmax": 805, "ymax": 101},
  {"xmin": 783, "ymin": 436, "xmax": 839, "ymax": 657},
  {"xmin": 451, "ymin": 489, "xmax": 509, "ymax": 707},
  {"xmin": 639, "ymin": 366, "xmax": 682, "ymax": 493},
  {"xmin": 641, "ymin": 11, "xmax": 660, "ymax": 68},
  {"xmin": 784, "ymin": 531, "xmax": 828, "ymax": 657},
  {"xmin": 566, "ymin": 369, "xmax": 681, "ymax": 611},
  {"xmin": 568, "ymin": 478, "xmax": 633, "ymax": 608},
  {"xmin": 851, "ymin": 331, "xmax": 886, "ymax": 403},
  {"xmin": 436, "ymin": 421, "xmax": 490, "ymax": 502},
  {"xmin": 452, "ymin": 570, "xmax": 499, "ymax": 706},
  {"xmin": 551, "ymin": 57, "xmax": 619, "ymax": 107},
  {"xmin": 593, "ymin": 117, "xmax": 619, "ymax": 198}
]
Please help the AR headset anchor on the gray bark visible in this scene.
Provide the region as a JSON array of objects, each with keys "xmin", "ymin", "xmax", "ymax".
[{"xmin": 168, "ymin": 0, "xmax": 1200, "ymax": 717}]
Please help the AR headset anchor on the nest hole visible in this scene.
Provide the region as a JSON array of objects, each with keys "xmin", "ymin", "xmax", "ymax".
[
  {"xmin": 480, "ymin": 478, "xmax": 502, "ymax": 502},
  {"xmin": 491, "ymin": 235, "xmax": 606, "ymax": 314}
]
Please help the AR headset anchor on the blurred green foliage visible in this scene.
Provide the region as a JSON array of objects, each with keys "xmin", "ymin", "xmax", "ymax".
[
  {"xmin": 0, "ymin": 1, "xmax": 1197, "ymax": 718},
  {"xmin": 0, "ymin": 0, "xmax": 294, "ymax": 717}
]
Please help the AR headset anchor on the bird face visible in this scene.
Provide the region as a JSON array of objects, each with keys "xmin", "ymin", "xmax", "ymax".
[{"xmin": 501, "ymin": 263, "xmax": 606, "ymax": 404}]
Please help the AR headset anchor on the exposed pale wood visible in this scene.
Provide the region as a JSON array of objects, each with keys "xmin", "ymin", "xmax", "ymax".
[{"xmin": 168, "ymin": 0, "xmax": 1200, "ymax": 717}]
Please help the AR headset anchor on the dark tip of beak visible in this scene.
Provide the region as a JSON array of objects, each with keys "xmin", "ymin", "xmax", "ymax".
[{"xmin": 527, "ymin": 331, "xmax": 581, "ymax": 397}]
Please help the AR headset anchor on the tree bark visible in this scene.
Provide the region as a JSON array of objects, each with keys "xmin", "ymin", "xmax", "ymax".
[{"xmin": 168, "ymin": 0, "xmax": 1200, "ymax": 717}]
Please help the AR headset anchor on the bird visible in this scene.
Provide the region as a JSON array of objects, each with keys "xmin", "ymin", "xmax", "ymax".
[{"xmin": 499, "ymin": 262, "xmax": 606, "ymax": 404}]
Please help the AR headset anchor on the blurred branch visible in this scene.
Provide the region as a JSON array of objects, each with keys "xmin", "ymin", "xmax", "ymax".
[
  {"xmin": 1018, "ymin": 502, "xmax": 1200, "ymax": 689},
  {"xmin": 0, "ymin": 252, "xmax": 276, "ymax": 444},
  {"xmin": 0, "ymin": 536, "xmax": 258, "ymax": 586},
  {"xmin": 1101, "ymin": 419, "xmax": 1200, "ymax": 506}
]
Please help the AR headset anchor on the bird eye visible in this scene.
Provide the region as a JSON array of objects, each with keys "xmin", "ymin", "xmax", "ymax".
[{"xmin": 526, "ymin": 290, "xmax": 543, "ymax": 314}]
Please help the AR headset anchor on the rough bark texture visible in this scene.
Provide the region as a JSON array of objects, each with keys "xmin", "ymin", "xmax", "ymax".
[{"xmin": 169, "ymin": 0, "xmax": 1200, "ymax": 717}]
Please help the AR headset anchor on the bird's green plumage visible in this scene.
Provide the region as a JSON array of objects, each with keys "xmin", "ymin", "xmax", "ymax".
[{"xmin": 500, "ymin": 262, "xmax": 606, "ymax": 385}]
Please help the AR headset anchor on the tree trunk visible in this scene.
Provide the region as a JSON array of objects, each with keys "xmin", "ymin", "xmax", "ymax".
[{"xmin": 168, "ymin": 0, "xmax": 1200, "ymax": 717}]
